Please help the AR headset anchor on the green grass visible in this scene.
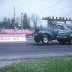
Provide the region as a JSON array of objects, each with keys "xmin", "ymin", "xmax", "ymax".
[{"xmin": 0, "ymin": 56, "xmax": 72, "ymax": 72}]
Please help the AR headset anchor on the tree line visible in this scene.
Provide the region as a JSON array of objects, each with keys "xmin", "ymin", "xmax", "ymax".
[{"xmin": 0, "ymin": 13, "xmax": 42, "ymax": 29}]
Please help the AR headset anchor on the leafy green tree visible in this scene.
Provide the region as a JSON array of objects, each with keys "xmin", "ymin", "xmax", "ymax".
[
  {"xmin": 2, "ymin": 18, "xmax": 8, "ymax": 29},
  {"xmin": 1, "ymin": 18, "xmax": 15, "ymax": 29},
  {"xmin": 22, "ymin": 13, "xmax": 30, "ymax": 29},
  {"xmin": 0, "ymin": 22, "xmax": 3, "ymax": 29}
]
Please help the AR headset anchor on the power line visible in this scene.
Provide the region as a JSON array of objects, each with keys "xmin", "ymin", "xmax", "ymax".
[
  {"xmin": 35, "ymin": 0, "xmax": 63, "ymax": 13},
  {"xmin": 64, "ymin": 10, "xmax": 72, "ymax": 17}
]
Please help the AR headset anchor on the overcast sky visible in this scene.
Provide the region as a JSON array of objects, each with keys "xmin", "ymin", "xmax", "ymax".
[{"xmin": 0, "ymin": 0, "xmax": 72, "ymax": 20}]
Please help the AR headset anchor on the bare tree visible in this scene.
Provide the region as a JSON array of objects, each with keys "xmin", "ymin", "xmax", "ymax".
[{"xmin": 31, "ymin": 14, "xmax": 40, "ymax": 29}]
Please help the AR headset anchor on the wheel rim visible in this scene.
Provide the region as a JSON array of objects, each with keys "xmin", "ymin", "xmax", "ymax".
[{"xmin": 43, "ymin": 37, "xmax": 48, "ymax": 43}]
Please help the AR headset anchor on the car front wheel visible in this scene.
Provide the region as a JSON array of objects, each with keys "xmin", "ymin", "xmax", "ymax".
[{"xmin": 42, "ymin": 35, "xmax": 49, "ymax": 44}]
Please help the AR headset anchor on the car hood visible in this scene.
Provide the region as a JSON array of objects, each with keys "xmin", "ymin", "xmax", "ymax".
[{"xmin": 58, "ymin": 30, "xmax": 71, "ymax": 33}]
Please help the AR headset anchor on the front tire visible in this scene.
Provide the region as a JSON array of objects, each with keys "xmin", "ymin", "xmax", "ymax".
[{"xmin": 42, "ymin": 35, "xmax": 49, "ymax": 44}]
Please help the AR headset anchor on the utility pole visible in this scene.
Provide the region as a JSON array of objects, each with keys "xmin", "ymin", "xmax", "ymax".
[
  {"xmin": 21, "ymin": 12, "xmax": 23, "ymax": 33},
  {"xmin": 13, "ymin": 6, "xmax": 15, "ymax": 30}
]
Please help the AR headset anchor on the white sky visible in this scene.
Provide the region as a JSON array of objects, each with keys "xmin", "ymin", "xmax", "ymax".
[
  {"xmin": 0, "ymin": 0, "xmax": 72, "ymax": 18},
  {"xmin": 0, "ymin": 0, "xmax": 72, "ymax": 27}
]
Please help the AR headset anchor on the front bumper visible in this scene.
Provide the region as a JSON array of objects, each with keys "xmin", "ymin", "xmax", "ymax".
[{"xmin": 57, "ymin": 35, "xmax": 71, "ymax": 41}]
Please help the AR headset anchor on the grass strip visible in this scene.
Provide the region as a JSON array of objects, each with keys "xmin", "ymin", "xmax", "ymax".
[{"xmin": 0, "ymin": 56, "xmax": 72, "ymax": 72}]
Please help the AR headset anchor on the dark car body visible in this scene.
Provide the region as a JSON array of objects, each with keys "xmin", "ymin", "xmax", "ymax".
[
  {"xmin": 34, "ymin": 24, "xmax": 72, "ymax": 44},
  {"xmin": 34, "ymin": 28, "xmax": 57, "ymax": 39},
  {"xmin": 57, "ymin": 25, "xmax": 72, "ymax": 43}
]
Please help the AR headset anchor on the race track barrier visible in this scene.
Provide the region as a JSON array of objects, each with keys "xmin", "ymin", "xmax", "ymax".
[{"xmin": 0, "ymin": 34, "xmax": 27, "ymax": 42}]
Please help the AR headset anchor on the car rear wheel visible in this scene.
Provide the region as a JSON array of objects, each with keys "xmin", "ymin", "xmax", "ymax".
[
  {"xmin": 59, "ymin": 40, "xmax": 65, "ymax": 44},
  {"xmin": 68, "ymin": 39, "xmax": 72, "ymax": 45},
  {"xmin": 42, "ymin": 35, "xmax": 49, "ymax": 44}
]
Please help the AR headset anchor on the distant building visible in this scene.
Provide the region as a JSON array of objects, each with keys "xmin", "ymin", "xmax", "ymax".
[{"xmin": 42, "ymin": 17, "xmax": 72, "ymax": 28}]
